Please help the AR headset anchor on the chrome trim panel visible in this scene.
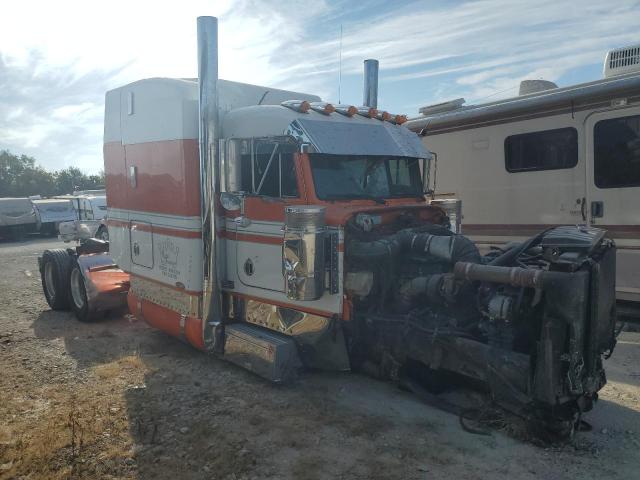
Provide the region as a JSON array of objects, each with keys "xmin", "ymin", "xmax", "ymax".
[
  {"xmin": 130, "ymin": 275, "xmax": 200, "ymax": 317},
  {"xmin": 243, "ymin": 300, "xmax": 350, "ymax": 371}
]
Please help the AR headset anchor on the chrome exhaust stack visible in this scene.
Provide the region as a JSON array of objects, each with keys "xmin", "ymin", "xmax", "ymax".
[
  {"xmin": 363, "ymin": 59, "xmax": 379, "ymax": 109},
  {"xmin": 197, "ymin": 16, "xmax": 223, "ymax": 350}
]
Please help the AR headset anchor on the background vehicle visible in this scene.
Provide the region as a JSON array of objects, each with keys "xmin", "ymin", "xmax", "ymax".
[
  {"xmin": 406, "ymin": 44, "xmax": 640, "ymax": 316},
  {"xmin": 0, "ymin": 197, "xmax": 37, "ymax": 240},
  {"xmin": 55, "ymin": 193, "xmax": 108, "ymax": 240},
  {"xmin": 39, "ymin": 16, "xmax": 618, "ymax": 436},
  {"xmin": 31, "ymin": 198, "xmax": 76, "ymax": 236}
]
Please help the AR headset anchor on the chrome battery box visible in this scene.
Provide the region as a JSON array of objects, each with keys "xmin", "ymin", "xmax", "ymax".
[{"xmin": 223, "ymin": 323, "xmax": 301, "ymax": 382}]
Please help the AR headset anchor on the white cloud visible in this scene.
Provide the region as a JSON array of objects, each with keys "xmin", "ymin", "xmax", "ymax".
[
  {"xmin": 268, "ymin": 0, "xmax": 640, "ymax": 105},
  {"xmin": 51, "ymin": 103, "xmax": 99, "ymax": 120}
]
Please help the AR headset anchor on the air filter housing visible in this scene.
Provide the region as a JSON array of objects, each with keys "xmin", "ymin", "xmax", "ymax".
[{"xmin": 282, "ymin": 206, "xmax": 326, "ymax": 301}]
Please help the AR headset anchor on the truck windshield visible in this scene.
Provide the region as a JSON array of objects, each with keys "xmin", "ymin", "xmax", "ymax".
[{"xmin": 309, "ymin": 154, "xmax": 424, "ymax": 201}]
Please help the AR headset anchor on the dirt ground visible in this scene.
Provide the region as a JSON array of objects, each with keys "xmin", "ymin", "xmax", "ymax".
[{"xmin": 1, "ymin": 237, "xmax": 639, "ymax": 480}]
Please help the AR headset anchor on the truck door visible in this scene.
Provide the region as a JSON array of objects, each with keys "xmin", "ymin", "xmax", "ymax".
[
  {"xmin": 226, "ymin": 138, "xmax": 304, "ymax": 294},
  {"xmin": 586, "ymin": 108, "xmax": 640, "ymax": 302}
]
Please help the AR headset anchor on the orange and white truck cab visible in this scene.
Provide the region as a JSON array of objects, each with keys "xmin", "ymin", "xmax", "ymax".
[{"xmin": 102, "ymin": 72, "xmax": 437, "ymax": 363}]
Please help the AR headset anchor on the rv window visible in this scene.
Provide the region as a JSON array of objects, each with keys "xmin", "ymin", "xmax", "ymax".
[
  {"xmin": 594, "ymin": 115, "xmax": 640, "ymax": 189},
  {"xmin": 239, "ymin": 141, "xmax": 299, "ymax": 198},
  {"xmin": 505, "ymin": 127, "xmax": 578, "ymax": 173}
]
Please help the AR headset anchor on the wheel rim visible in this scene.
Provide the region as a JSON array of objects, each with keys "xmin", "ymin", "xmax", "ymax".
[
  {"xmin": 70, "ymin": 268, "xmax": 85, "ymax": 310},
  {"xmin": 44, "ymin": 262, "xmax": 56, "ymax": 298}
]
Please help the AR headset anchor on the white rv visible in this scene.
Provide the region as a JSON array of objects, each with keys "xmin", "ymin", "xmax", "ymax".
[
  {"xmin": 0, "ymin": 197, "xmax": 37, "ymax": 240},
  {"xmin": 406, "ymin": 44, "xmax": 640, "ymax": 312}
]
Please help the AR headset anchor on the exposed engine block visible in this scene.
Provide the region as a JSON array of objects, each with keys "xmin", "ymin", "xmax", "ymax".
[{"xmin": 345, "ymin": 222, "xmax": 617, "ymax": 432}]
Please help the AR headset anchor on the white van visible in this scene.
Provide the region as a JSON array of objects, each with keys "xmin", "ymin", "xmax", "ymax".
[
  {"xmin": 0, "ymin": 197, "xmax": 37, "ymax": 240},
  {"xmin": 406, "ymin": 44, "xmax": 640, "ymax": 313},
  {"xmin": 31, "ymin": 198, "xmax": 76, "ymax": 235}
]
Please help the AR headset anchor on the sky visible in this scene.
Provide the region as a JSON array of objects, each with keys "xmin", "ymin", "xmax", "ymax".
[{"xmin": 1, "ymin": 0, "xmax": 639, "ymax": 174}]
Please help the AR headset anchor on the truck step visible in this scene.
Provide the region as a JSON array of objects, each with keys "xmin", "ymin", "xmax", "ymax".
[{"xmin": 223, "ymin": 323, "xmax": 301, "ymax": 383}]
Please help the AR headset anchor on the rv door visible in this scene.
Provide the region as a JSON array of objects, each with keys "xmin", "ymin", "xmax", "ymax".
[{"xmin": 586, "ymin": 108, "xmax": 640, "ymax": 302}]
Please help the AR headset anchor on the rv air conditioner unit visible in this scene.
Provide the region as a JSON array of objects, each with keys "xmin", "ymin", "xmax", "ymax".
[
  {"xmin": 604, "ymin": 44, "xmax": 640, "ymax": 78},
  {"xmin": 418, "ymin": 98, "xmax": 465, "ymax": 116}
]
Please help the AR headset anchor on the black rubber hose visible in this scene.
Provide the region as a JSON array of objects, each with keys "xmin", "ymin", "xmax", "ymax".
[
  {"xmin": 487, "ymin": 227, "xmax": 555, "ymax": 267},
  {"xmin": 349, "ymin": 227, "xmax": 481, "ymax": 264},
  {"xmin": 346, "ymin": 236, "xmax": 403, "ymax": 259}
]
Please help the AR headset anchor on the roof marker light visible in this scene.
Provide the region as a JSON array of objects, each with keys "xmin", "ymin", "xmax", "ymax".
[
  {"xmin": 335, "ymin": 104, "xmax": 358, "ymax": 117},
  {"xmin": 281, "ymin": 100, "xmax": 311, "ymax": 113},
  {"xmin": 309, "ymin": 102, "xmax": 335, "ymax": 115},
  {"xmin": 356, "ymin": 106, "xmax": 377, "ymax": 118},
  {"xmin": 376, "ymin": 111, "xmax": 391, "ymax": 121},
  {"xmin": 391, "ymin": 114, "xmax": 408, "ymax": 125}
]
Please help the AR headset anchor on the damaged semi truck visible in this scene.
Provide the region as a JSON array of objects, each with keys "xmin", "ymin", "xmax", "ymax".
[{"xmin": 38, "ymin": 16, "xmax": 618, "ymax": 436}]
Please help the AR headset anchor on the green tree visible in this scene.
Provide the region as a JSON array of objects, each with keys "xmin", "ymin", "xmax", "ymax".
[
  {"xmin": 55, "ymin": 166, "xmax": 88, "ymax": 194},
  {"xmin": 0, "ymin": 149, "xmax": 103, "ymax": 197}
]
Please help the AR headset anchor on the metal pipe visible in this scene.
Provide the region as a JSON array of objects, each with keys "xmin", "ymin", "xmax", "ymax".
[
  {"xmin": 197, "ymin": 16, "xmax": 223, "ymax": 350},
  {"xmin": 363, "ymin": 59, "xmax": 379, "ymax": 108},
  {"xmin": 454, "ymin": 262, "xmax": 545, "ymax": 289}
]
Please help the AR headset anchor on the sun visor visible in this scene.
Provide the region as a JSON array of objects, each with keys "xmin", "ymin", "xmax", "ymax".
[{"xmin": 286, "ymin": 118, "xmax": 430, "ymax": 158}]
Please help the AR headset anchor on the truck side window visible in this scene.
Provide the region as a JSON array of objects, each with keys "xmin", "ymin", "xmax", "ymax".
[
  {"xmin": 505, "ymin": 127, "xmax": 578, "ymax": 172},
  {"xmin": 85, "ymin": 200, "xmax": 94, "ymax": 220},
  {"xmin": 594, "ymin": 114, "xmax": 640, "ymax": 188},
  {"xmin": 79, "ymin": 199, "xmax": 87, "ymax": 220},
  {"xmin": 239, "ymin": 141, "xmax": 299, "ymax": 198}
]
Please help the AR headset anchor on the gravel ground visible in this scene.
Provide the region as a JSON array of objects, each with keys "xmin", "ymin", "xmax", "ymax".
[{"xmin": 1, "ymin": 237, "xmax": 639, "ymax": 480}]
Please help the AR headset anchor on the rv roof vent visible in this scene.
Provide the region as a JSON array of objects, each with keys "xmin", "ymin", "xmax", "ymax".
[
  {"xmin": 518, "ymin": 79, "xmax": 558, "ymax": 96},
  {"xmin": 604, "ymin": 44, "xmax": 640, "ymax": 78},
  {"xmin": 419, "ymin": 98, "xmax": 465, "ymax": 116}
]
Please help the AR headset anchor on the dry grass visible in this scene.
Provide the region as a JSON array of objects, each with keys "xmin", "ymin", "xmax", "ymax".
[
  {"xmin": 0, "ymin": 355, "xmax": 148, "ymax": 479},
  {"xmin": 94, "ymin": 354, "xmax": 146, "ymax": 380}
]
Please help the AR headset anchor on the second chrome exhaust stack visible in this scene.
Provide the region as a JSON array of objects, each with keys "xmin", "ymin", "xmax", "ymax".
[{"xmin": 363, "ymin": 59, "xmax": 379, "ymax": 109}]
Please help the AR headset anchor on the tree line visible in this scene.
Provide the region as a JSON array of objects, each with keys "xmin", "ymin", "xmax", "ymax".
[{"xmin": 0, "ymin": 150, "xmax": 104, "ymax": 198}]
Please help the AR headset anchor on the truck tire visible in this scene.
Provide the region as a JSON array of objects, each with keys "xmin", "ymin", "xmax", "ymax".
[
  {"xmin": 95, "ymin": 225, "xmax": 109, "ymax": 242},
  {"xmin": 68, "ymin": 258, "xmax": 102, "ymax": 322},
  {"xmin": 40, "ymin": 249, "xmax": 72, "ymax": 310}
]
